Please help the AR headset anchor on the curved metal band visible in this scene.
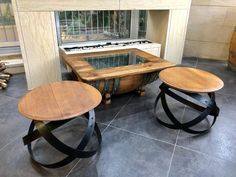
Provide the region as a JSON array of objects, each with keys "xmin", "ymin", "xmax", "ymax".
[
  {"xmin": 111, "ymin": 78, "xmax": 120, "ymax": 95},
  {"xmin": 25, "ymin": 110, "xmax": 102, "ymax": 168},
  {"xmin": 102, "ymin": 80, "xmax": 110, "ymax": 96},
  {"xmin": 154, "ymin": 83, "xmax": 219, "ymax": 134},
  {"xmin": 95, "ymin": 80, "xmax": 101, "ymax": 90}
]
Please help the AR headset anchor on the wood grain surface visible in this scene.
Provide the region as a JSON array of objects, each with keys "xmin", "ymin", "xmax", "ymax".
[
  {"xmin": 159, "ymin": 67, "xmax": 224, "ymax": 93},
  {"xmin": 62, "ymin": 48, "xmax": 175, "ymax": 81},
  {"xmin": 18, "ymin": 81, "xmax": 102, "ymax": 121}
]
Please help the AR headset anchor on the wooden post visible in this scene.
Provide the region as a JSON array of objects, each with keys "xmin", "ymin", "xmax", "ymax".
[
  {"xmin": 103, "ymin": 93, "xmax": 111, "ymax": 104},
  {"xmin": 137, "ymin": 87, "xmax": 145, "ymax": 96}
]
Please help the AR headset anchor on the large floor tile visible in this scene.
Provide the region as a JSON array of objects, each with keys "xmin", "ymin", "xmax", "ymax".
[
  {"xmin": 196, "ymin": 60, "xmax": 236, "ymax": 96},
  {"xmin": 109, "ymin": 86, "xmax": 187, "ymax": 144},
  {"xmin": 197, "ymin": 58, "xmax": 227, "ymax": 66},
  {"xmin": 95, "ymin": 93, "xmax": 133, "ymax": 124},
  {"xmin": 115, "ymin": 91, "xmax": 158, "ymax": 118},
  {"xmin": 0, "ymin": 99, "xmax": 30, "ymax": 149},
  {"xmin": 0, "ymin": 138, "xmax": 77, "ymax": 177},
  {"xmin": 143, "ymin": 80, "xmax": 161, "ymax": 97},
  {"xmin": 0, "ymin": 58, "xmax": 236, "ymax": 177},
  {"xmin": 215, "ymin": 93, "xmax": 236, "ymax": 118},
  {"xmin": 0, "ymin": 94, "xmax": 16, "ymax": 106},
  {"xmin": 111, "ymin": 110, "xmax": 178, "ymax": 144},
  {"xmin": 196, "ymin": 61, "xmax": 227, "ymax": 79},
  {"xmin": 68, "ymin": 127, "xmax": 174, "ymax": 177},
  {"xmin": 181, "ymin": 57, "xmax": 198, "ymax": 67},
  {"xmin": 168, "ymin": 146, "xmax": 236, "ymax": 177},
  {"xmin": 0, "ymin": 74, "xmax": 27, "ymax": 99},
  {"xmin": 177, "ymin": 94, "xmax": 236, "ymax": 163},
  {"xmin": 0, "ymin": 117, "xmax": 106, "ymax": 177}
]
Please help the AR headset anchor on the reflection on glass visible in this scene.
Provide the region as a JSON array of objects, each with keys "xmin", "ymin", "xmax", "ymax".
[{"xmin": 84, "ymin": 52, "xmax": 146, "ymax": 70}]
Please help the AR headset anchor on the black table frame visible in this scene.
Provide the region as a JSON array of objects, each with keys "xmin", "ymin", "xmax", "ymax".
[
  {"xmin": 22, "ymin": 109, "xmax": 102, "ymax": 168},
  {"xmin": 154, "ymin": 83, "xmax": 220, "ymax": 134}
]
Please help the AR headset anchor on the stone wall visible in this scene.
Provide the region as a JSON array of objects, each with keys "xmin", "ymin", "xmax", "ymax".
[{"xmin": 184, "ymin": 0, "xmax": 236, "ymax": 60}]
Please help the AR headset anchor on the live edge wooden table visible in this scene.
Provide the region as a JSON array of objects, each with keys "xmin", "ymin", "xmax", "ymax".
[
  {"xmin": 154, "ymin": 67, "xmax": 224, "ymax": 134},
  {"xmin": 18, "ymin": 81, "xmax": 102, "ymax": 168}
]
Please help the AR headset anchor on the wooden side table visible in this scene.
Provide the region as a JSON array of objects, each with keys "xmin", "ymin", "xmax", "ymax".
[
  {"xmin": 154, "ymin": 67, "xmax": 224, "ymax": 134},
  {"xmin": 18, "ymin": 81, "xmax": 102, "ymax": 168}
]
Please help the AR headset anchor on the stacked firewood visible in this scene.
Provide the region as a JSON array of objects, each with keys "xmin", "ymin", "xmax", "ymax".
[{"xmin": 0, "ymin": 61, "xmax": 12, "ymax": 89}]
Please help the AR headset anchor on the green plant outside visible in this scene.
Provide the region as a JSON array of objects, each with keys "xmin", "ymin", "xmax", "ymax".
[{"xmin": 0, "ymin": 3, "xmax": 15, "ymax": 25}]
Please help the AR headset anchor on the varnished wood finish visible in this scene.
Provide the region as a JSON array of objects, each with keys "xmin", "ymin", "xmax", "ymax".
[
  {"xmin": 228, "ymin": 27, "xmax": 236, "ymax": 71},
  {"xmin": 62, "ymin": 48, "xmax": 175, "ymax": 96},
  {"xmin": 62, "ymin": 48, "xmax": 175, "ymax": 81},
  {"xmin": 159, "ymin": 67, "xmax": 224, "ymax": 93},
  {"xmin": 18, "ymin": 81, "xmax": 102, "ymax": 121},
  {"xmin": 16, "ymin": 0, "xmax": 190, "ymax": 11}
]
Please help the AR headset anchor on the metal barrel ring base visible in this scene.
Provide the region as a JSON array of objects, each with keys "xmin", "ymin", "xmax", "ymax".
[
  {"xmin": 154, "ymin": 83, "xmax": 220, "ymax": 134},
  {"xmin": 22, "ymin": 110, "xmax": 102, "ymax": 168}
]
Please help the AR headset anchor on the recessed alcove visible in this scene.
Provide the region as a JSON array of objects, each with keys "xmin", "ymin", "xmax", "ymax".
[{"xmin": 12, "ymin": 0, "xmax": 191, "ymax": 89}]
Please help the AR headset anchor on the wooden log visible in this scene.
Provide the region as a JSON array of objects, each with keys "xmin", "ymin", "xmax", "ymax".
[
  {"xmin": 0, "ymin": 73, "xmax": 10, "ymax": 81},
  {"xmin": 0, "ymin": 80, "xmax": 7, "ymax": 89},
  {"xmin": 103, "ymin": 93, "xmax": 111, "ymax": 104},
  {"xmin": 137, "ymin": 87, "xmax": 146, "ymax": 96},
  {"xmin": 0, "ymin": 79, "xmax": 7, "ymax": 83},
  {"xmin": 0, "ymin": 61, "xmax": 12, "ymax": 88},
  {"xmin": 0, "ymin": 62, "xmax": 6, "ymax": 72},
  {"xmin": 228, "ymin": 27, "xmax": 236, "ymax": 71}
]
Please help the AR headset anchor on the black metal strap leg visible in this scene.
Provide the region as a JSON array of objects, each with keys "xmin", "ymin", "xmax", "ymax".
[
  {"xmin": 154, "ymin": 83, "xmax": 220, "ymax": 134},
  {"xmin": 23, "ymin": 109, "xmax": 102, "ymax": 168}
]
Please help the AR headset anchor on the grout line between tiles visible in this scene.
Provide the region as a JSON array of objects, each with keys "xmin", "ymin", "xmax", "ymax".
[
  {"xmin": 175, "ymin": 144, "xmax": 236, "ymax": 165},
  {"xmin": 0, "ymin": 130, "xmax": 27, "ymax": 153},
  {"xmin": 98, "ymin": 122, "xmax": 109, "ymax": 126},
  {"xmin": 166, "ymin": 136, "xmax": 178, "ymax": 177},
  {"xmin": 166, "ymin": 106, "xmax": 186, "ymax": 177},
  {"xmin": 64, "ymin": 95, "xmax": 134, "ymax": 176},
  {"xmin": 109, "ymin": 124, "xmax": 175, "ymax": 146},
  {"xmin": 101, "ymin": 94, "xmax": 134, "ymax": 134},
  {"xmin": 0, "ymin": 94, "xmax": 18, "ymax": 101},
  {"xmin": 65, "ymin": 159, "xmax": 81, "ymax": 177},
  {"xmin": 175, "ymin": 145, "xmax": 212, "ymax": 158},
  {"xmin": 3, "ymin": 93, "xmax": 22, "ymax": 100}
]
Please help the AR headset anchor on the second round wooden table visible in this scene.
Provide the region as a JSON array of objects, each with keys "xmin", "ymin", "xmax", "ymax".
[{"xmin": 154, "ymin": 67, "xmax": 224, "ymax": 134}]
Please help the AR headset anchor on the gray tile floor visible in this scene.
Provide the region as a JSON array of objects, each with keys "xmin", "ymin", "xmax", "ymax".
[{"xmin": 0, "ymin": 57, "xmax": 236, "ymax": 177}]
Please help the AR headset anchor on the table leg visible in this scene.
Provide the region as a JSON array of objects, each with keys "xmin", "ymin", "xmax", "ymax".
[
  {"xmin": 22, "ymin": 110, "xmax": 102, "ymax": 168},
  {"xmin": 154, "ymin": 83, "xmax": 220, "ymax": 134}
]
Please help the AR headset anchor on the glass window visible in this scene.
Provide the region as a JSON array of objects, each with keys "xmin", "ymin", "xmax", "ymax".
[
  {"xmin": 138, "ymin": 10, "xmax": 147, "ymax": 38},
  {"xmin": 58, "ymin": 10, "xmax": 132, "ymax": 43},
  {"xmin": 58, "ymin": 10, "xmax": 147, "ymax": 44},
  {"xmin": 0, "ymin": 0, "xmax": 18, "ymax": 43}
]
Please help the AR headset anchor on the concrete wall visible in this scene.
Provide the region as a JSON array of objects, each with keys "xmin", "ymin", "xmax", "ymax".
[{"xmin": 184, "ymin": 0, "xmax": 236, "ymax": 60}]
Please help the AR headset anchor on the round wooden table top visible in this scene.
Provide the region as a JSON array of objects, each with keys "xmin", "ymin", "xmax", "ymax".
[
  {"xmin": 159, "ymin": 67, "xmax": 224, "ymax": 93},
  {"xmin": 18, "ymin": 81, "xmax": 102, "ymax": 121}
]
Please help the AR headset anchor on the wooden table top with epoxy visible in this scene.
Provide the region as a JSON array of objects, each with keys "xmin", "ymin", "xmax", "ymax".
[
  {"xmin": 62, "ymin": 48, "xmax": 175, "ymax": 81},
  {"xmin": 159, "ymin": 67, "xmax": 224, "ymax": 93},
  {"xmin": 18, "ymin": 81, "xmax": 102, "ymax": 121}
]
